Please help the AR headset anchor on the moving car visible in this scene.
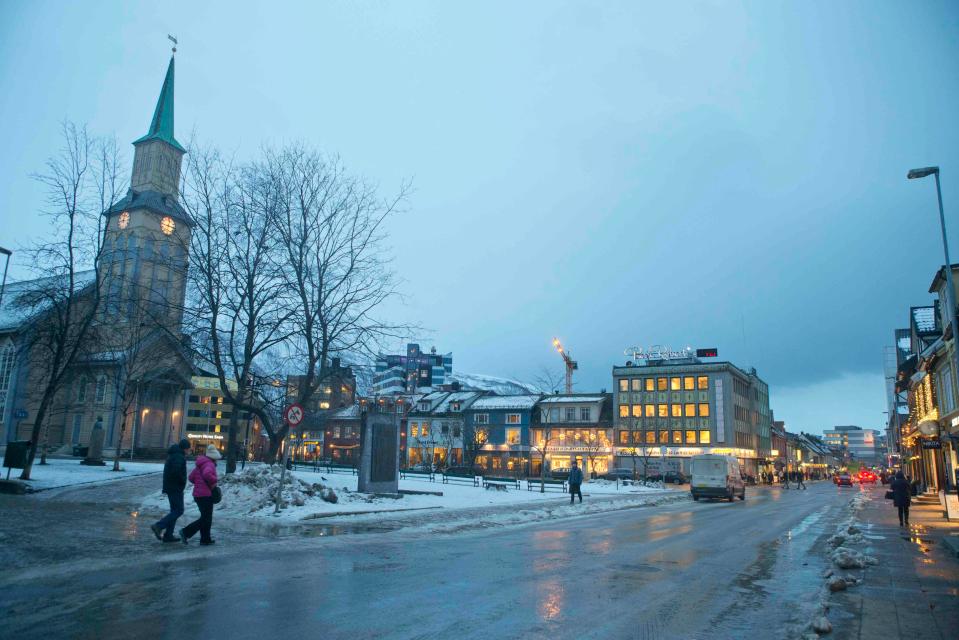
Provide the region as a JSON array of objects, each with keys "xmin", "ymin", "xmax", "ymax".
[
  {"xmin": 690, "ymin": 454, "xmax": 745, "ymax": 502},
  {"xmin": 858, "ymin": 470, "xmax": 877, "ymax": 484},
  {"xmin": 836, "ymin": 472, "xmax": 853, "ymax": 487}
]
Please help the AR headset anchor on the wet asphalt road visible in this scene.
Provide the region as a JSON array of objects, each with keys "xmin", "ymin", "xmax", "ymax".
[{"xmin": 0, "ymin": 481, "xmax": 858, "ymax": 640}]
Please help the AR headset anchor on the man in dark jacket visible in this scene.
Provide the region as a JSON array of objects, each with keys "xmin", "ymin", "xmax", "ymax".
[
  {"xmin": 151, "ymin": 439, "xmax": 191, "ymax": 542},
  {"xmin": 569, "ymin": 461, "xmax": 584, "ymax": 504},
  {"xmin": 891, "ymin": 470, "xmax": 911, "ymax": 527}
]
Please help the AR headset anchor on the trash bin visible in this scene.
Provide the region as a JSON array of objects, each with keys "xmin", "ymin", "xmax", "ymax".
[{"xmin": 3, "ymin": 440, "xmax": 31, "ymax": 477}]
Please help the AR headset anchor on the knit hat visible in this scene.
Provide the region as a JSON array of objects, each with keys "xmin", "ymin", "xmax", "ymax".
[
  {"xmin": 178, "ymin": 439, "xmax": 191, "ymax": 450},
  {"xmin": 205, "ymin": 444, "xmax": 222, "ymax": 460}
]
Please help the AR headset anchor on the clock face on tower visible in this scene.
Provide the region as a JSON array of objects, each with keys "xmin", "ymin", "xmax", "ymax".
[
  {"xmin": 118, "ymin": 211, "xmax": 130, "ymax": 229},
  {"xmin": 160, "ymin": 216, "xmax": 175, "ymax": 236}
]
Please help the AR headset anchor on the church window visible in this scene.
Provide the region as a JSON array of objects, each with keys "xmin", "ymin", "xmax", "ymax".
[
  {"xmin": 143, "ymin": 237, "xmax": 155, "ymax": 260},
  {"xmin": 76, "ymin": 378, "xmax": 87, "ymax": 403},
  {"xmin": 95, "ymin": 376, "xmax": 107, "ymax": 404},
  {"xmin": 0, "ymin": 345, "xmax": 15, "ymax": 423},
  {"xmin": 71, "ymin": 414, "xmax": 83, "ymax": 444}
]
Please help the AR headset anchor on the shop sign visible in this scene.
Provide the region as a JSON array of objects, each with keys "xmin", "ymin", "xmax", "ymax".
[
  {"xmin": 921, "ymin": 439, "xmax": 942, "ymax": 450},
  {"xmin": 187, "ymin": 433, "xmax": 224, "ymax": 441},
  {"xmin": 624, "ymin": 345, "xmax": 695, "ymax": 361},
  {"xmin": 951, "ymin": 415, "xmax": 959, "ymax": 429}
]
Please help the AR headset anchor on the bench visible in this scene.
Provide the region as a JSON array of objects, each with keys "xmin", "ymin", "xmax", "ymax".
[
  {"xmin": 400, "ymin": 469, "xmax": 435, "ymax": 482},
  {"xmin": 442, "ymin": 473, "xmax": 479, "ymax": 487},
  {"xmin": 323, "ymin": 464, "xmax": 358, "ymax": 475},
  {"xmin": 483, "ymin": 476, "xmax": 521, "ymax": 490},
  {"xmin": 527, "ymin": 478, "xmax": 568, "ymax": 492}
]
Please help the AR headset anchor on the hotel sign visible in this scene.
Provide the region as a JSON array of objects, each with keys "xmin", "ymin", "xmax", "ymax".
[{"xmin": 624, "ymin": 345, "xmax": 695, "ymax": 361}]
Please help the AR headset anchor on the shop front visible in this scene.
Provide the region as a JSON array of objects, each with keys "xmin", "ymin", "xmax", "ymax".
[{"xmin": 186, "ymin": 432, "xmax": 225, "ymax": 456}]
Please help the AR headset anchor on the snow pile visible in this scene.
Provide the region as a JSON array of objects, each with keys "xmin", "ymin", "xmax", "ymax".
[
  {"xmin": 831, "ymin": 546, "xmax": 877, "ymax": 569},
  {"xmin": 217, "ymin": 465, "xmax": 338, "ymax": 513},
  {"xmin": 829, "ymin": 521, "xmax": 864, "ymax": 548}
]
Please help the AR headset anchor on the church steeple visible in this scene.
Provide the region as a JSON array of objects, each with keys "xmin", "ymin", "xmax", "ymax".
[{"xmin": 133, "ymin": 56, "xmax": 185, "ymax": 153}]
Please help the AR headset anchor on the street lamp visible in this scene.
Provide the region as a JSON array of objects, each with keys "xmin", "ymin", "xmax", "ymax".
[
  {"xmin": 0, "ymin": 246, "xmax": 11, "ymax": 308},
  {"xmin": 908, "ymin": 165, "xmax": 954, "ymax": 494}
]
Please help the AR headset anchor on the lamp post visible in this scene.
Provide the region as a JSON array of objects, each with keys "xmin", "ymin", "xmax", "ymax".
[{"xmin": 0, "ymin": 246, "xmax": 11, "ymax": 308}]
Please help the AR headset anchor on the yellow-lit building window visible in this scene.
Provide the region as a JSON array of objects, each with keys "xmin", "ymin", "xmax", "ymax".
[
  {"xmin": 506, "ymin": 428, "xmax": 521, "ymax": 445},
  {"xmin": 699, "ymin": 403, "xmax": 710, "ymax": 417},
  {"xmin": 631, "ymin": 405, "xmax": 642, "ymax": 418},
  {"xmin": 657, "ymin": 378, "xmax": 667, "ymax": 392},
  {"xmin": 684, "ymin": 376, "xmax": 695, "ymax": 390},
  {"xmin": 410, "ymin": 423, "xmax": 418, "ymax": 437},
  {"xmin": 631, "ymin": 378, "xmax": 641, "ymax": 391},
  {"xmin": 671, "ymin": 404, "xmax": 682, "ymax": 417},
  {"xmin": 672, "ymin": 430, "xmax": 682, "ymax": 444},
  {"xmin": 700, "ymin": 430, "xmax": 711, "ymax": 444},
  {"xmin": 645, "ymin": 404, "xmax": 655, "ymax": 417},
  {"xmin": 619, "ymin": 405, "xmax": 629, "ymax": 418},
  {"xmin": 697, "ymin": 376, "xmax": 709, "ymax": 390},
  {"xmin": 618, "ymin": 431, "xmax": 629, "ymax": 444},
  {"xmin": 214, "ymin": 425, "xmax": 221, "ymax": 433},
  {"xmin": 215, "ymin": 411, "xmax": 223, "ymax": 419},
  {"xmin": 658, "ymin": 404, "xmax": 668, "ymax": 417},
  {"xmin": 619, "ymin": 380, "xmax": 628, "ymax": 392},
  {"xmin": 320, "ymin": 402, "xmax": 330, "ymax": 409},
  {"xmin": 422, "ymin": 424, "xmax": 430, "ymax": 437},
  {"xmin": 645, "ymin": 379, "xmax": 655, "ymax": 392},
  {"xmin": 685, "ymin": 430, "xmax": 696, "ymax": 444},
  {"xmin": 670, "ymin": 377, "xmax": 681, "ymax": 391},
  {"xmin": 659, "ymin": 430, "xmax": 669, "ymax": 443},
  {"xmin": 684, "ymin": 403, "xmax": 696, "ymax": 417},
  {"xmin": 632, "ymin": 431, "xmax": 644, "ymax": 444},
  {"xmin": 216, "ymin": 397, "xmax": 224, "ymax": 404},
  {"xmin": 645, "ymin": 431, "xmax": 656, "ymax": 444}
]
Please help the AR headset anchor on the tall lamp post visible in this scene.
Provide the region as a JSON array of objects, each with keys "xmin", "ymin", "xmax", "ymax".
[
  {"xmin": 0, "ymin": 246, "xmax": 12, "ymax": 308},
  {"xmin": 908, "ymin": 166, "xmax": 955, "ymax": 494}
]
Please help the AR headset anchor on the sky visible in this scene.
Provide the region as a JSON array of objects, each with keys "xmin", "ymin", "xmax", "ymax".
[{"xmin": 2, "ymin": 1, "xmax": 958, "ymax": 435}]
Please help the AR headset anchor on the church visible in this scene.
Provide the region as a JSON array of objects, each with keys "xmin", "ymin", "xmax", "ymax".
[{"xmin": 0, "ymin": 54, "xmax": 195, "ymax": 456}]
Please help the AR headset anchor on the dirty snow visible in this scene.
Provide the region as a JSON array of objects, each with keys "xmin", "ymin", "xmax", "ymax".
[{"xmin": 15, "ymin": 458, "xmax": 163, "ymax": 491}]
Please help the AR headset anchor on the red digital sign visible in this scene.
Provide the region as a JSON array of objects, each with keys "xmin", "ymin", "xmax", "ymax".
[{"xmin": 696, "ymin": 348, "xmax": 718, "ymax": 358}]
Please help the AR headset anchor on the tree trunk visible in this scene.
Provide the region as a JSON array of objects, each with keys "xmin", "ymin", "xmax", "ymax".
[
  {"xmin": 20, "ymin": 394, "xmax": 54, "ymax": 480},
  {"xmin": 225, "ymin": 410, "xmax": 240, "ymax": 474}
]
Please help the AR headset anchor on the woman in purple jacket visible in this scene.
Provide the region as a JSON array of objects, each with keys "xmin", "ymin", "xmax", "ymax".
[{"xmin": 180, "ymin": 444, "xmax": 221, "ymax": 545}]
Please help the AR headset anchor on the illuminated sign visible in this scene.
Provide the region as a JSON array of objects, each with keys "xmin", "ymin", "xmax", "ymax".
[
  {"xmin": 624, "ymin": 345, "xmax": 695, "ymax": 361},
  {"xmin": 696, "ymin": 348, "xmax": 718, "ymax": 358},
  {"xmin": 187, "ymin": 433, "xmax": 224, "ymax": 440}
]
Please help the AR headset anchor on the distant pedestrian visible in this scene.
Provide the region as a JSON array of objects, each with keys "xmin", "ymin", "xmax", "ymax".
[
  {"xmin": 890, "ymin": 470, "xmax": 911, "ymax": 527},
  {"xmin": 150, "ymin": 439, "xmax": 191, "ymax": 542},
  {"xmin": 796, "ymin": 472, "xmax": 806, "ymax": 490},
  {"xmin": 569, "ymin": 461, "xmax": 584, "ymax": 505},
  {"xmin": 782, "ymin": 471, "xmax": 790, "ymax": 489},
  {"xmin": 180, "ymin": 444, "xmax": 221, "ymax": 545}
]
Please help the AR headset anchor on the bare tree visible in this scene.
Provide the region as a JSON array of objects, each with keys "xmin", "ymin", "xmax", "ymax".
[
  {"xmin": 533, "ymin": 366, "xmax": 565, "ymax": 395},
  {"xmin": 581, "ymin": 428, "xmax": 611, "ymax": 480},
  {"xmin": 267, "ymin": 146, "xmax": 411, "ymax": 458},
  {"xmin": 462, "ymin": 422, "xmax": 488, "ymax": 471},
  {"xmin": 15, "ymin": 124, "xmax": 125, "ymax": 479},
  {"xmin": 530, "ymin": 407, "xmax": 557, "ymax": 492}
]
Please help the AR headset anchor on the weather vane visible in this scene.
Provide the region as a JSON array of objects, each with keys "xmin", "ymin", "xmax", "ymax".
[{"xmin": 168, "ymin": 34, "xmax": 178, "ymax": 54}]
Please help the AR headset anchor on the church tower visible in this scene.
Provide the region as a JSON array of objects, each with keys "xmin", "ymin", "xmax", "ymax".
[{"xmin": 101, "ymin": 55, "xmax": 193, "ymax": 330}]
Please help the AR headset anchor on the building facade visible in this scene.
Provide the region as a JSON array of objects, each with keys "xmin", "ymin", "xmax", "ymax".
[
  {"xmin": 612, "ymin": 358, "xmax": 772, "ymax": 475},
  {"xmin": 530, "ymin": 394, "xmax": 613, "ymax": 478},
  {"xmin": 182, "ymin": 374, "xmax": 263, "ymax": 458},
  {"xmin": 823, "ymin": 426, "xmax": 880, "ymax": 464},
  {"xmin": 464, "ymin": 394, "xmax": 541, "ymax": 477},
  {"xmin": 405, "ymin": 389, "xmax": 485, "ymax": 468},
  {"xmin": 373, "ymin": 343, "xmax": 452, "ymax": 394}
]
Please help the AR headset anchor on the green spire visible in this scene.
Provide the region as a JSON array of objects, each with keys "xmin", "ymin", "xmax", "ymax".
[{"xmin": 133, "ymin": 56, "xmax": 185, "ymax": 153}]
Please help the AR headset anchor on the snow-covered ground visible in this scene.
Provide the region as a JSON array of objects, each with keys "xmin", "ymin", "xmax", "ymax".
[
  {"xmin": 15, "ymin": 458, "xmax": 163, "ymax": 491},
  {"xmin": 139, "ymin": 465, "xmax": 677, "ymax": 527}
]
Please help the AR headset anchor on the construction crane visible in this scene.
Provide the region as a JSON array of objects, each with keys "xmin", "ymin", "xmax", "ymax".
[{"xmin": 552, "ymin": 337, "xmax": 578, "ymax": 394}]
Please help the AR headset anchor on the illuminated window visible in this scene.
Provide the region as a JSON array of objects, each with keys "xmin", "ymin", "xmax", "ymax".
[
  {"xmin": 645, "ymin": 431, "xmax": 656, "ymax": 444},
  {"xmin": 699, "ymin": 430, "xmax": 711, "ymax": 444},
  {"xmin": 630, "ymin": 378, "xmax": 641, "ymax": 391},
  {"xmin": 618, "ymin": 431, "xmax": 629, "ymax": 444},
  {"xmin": 671, "ymin": 404, "xmax": 682, "ymax": 418},
  {"xmin": 685, "ymin": 430, "xmax": 696, "ymax": 444},
  {"xmin": 670, "ymin": 377, "xmax": 681, "ymax": 391},
  {"xmin": 632, "ymin": 431, "xmax": 643, "ymax": 443},
  {"xmin": 506, "ymin": 428, "xmax": 521, "ymax": 445},
  {"xmin": 684, "ymin": 377, "xmax": 695, "ymax": 390},
  {"xmin": 410, "ymin": 423, "xmax": 418, "ymax": 437},
  {"xmin": 672, "ymin": 430, "xmax": 682, "ymax": 444},
  {"xmin": 657, "ymin": 378, "xmax": 667, "ymax": 392},
  {"xmin": 645, "ymin": 379, "xmax": 654, "ymax": 392},
  {"xmin": 697, "ymin": 376, "xmax": 709, "ymax": 390},
  {"xmin": 619, "ymin": 405, "xmax": 629, "ymax": 418},
  {"xmin": 421, "ymin": 424, "xmax": 430, "ymax": 437},
  {"xmin": 698, "ymin": 403, "xmax": 710, "ymax": 417},
  {"xmin": 319, "ymin": 402, "xmax": 330, "ymax": 409},
  {"xmin": 658, "ymin": 430, "xmax": 668, "ymax": 443},
  {"xmin": 645, "ymin": 404, "xmax": 655, "ymax": 417},
  {"xmin": 658, "ymin": 404, "xmax": 668, "ymax": 418},
  {"xmin": 506, "ymin": 413, "xmax": 521, "ymax": 424},
  {"xmin": 684, "ymin": 403, "xmax": 696, "ymax": 417},
  {"xmin": 631, "ymin": 405, "xmax": 642, "ymax": 418},
  {"xmin": 619, "ymin": 379, "xmax": 628, "ymax": 392}
]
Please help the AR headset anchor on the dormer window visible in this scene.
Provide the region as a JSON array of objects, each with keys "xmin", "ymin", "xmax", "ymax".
[
  {"xmin": 418, "ymin": 401, "xmax": 430, "ymax": 411},
  {"xmin": 450, "ymin": 402, "xmax": 461, "ymax": 411}
]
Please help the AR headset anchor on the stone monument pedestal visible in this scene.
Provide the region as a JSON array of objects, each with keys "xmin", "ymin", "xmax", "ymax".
[
  {"xmin": 357, "ymin": 409, "xmax": 399, "ymax": 495},
  {"xmin": 81, "ymin": 424, "xmax": 107, "ymax": 466}
]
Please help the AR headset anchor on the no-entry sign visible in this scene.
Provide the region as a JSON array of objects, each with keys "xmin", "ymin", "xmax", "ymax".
[{"xmin": 284, "ymin": 403, "xmax": 305, "ymax": 427}]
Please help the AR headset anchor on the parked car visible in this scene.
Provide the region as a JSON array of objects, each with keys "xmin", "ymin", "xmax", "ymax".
[
  {"xmin": 836, "ymin": 473, "xmax": 853, "ymax": 486},
  {"xmin": 648, "ymin": 471, "xmax": 688, "ymax": 484},
  {"xmin": 550, "ymin": 467, "xmax": 571, "ymax": 480},
  {"xmin": 690, "ymin": 454, "xmax": 745, "ymax": 501},
  {"xmin": 601, "ymin": 468, "xmax": 635, "ymax": 481}
]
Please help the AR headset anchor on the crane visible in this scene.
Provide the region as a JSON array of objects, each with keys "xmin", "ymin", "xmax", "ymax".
[{"xmin": 552, "ymin": 337, "xmax": 578, "ymax": 394}]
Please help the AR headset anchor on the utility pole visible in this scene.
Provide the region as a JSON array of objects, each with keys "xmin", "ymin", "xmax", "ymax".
[{"xmin": 552, "ymin": 337, "xmax": 578, "ymax": 394}]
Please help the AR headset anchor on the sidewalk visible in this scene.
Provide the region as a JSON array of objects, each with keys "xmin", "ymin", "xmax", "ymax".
[{"xmin": 831, "ymin": 489, "xmax": 959, "ymax": 639}]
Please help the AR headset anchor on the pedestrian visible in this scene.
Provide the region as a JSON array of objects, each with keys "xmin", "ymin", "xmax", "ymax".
[
  {"xmin": 796, "ymin": 471, "xmax": 806, "ymax": 490},
  {"xmin": 180, "ymin": 444, "xmax": 221, "ymax": 545},
  {"xmin": 890, "ymin": 470, "xmax": 911, "ymax": 527},
  {"xmin": 782, "ymin": 470, "xmax": 790, "ymax": 489},
  {"xmin": 568, "ymin": 461, "xmax": 584, "ymax": 505},
  {"xmin": 150, "ymin": 439, "xmax": 191, "ymax": 542}
]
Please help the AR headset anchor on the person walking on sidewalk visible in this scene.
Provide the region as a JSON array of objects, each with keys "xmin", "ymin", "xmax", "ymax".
[
  {"xmin": 568, "ymin": 461, "xmax": 584, "ymax": 505},
  {"xmin": 180, "ymin": 444, "xmax": 221, "ymax": 545},
  {"xmin": 150, "ymin": 439, "xmax": 191, "ymax": 542},
  {"xmin": 891, "ymin": 470, "xmax": 911, "ymax": 527}
]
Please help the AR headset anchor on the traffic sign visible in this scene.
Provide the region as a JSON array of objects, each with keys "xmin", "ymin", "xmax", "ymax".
[
  {"xmin": 13, "ymin": 409, "xmax": 27, "ymax": 420},
  {"xmin": 284, "ymin": 403, "xmax": 305, "ymax": 427}
]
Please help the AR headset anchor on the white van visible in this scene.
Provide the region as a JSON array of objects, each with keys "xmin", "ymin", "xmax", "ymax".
[{"xmin": 690, "ymin": 454, "xmax": 745, "ymax": 502}]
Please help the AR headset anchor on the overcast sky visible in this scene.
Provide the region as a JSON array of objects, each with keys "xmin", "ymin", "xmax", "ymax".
[{"xmin": 2, "ymin": 1, "xmax": 958, "ymax": 434}]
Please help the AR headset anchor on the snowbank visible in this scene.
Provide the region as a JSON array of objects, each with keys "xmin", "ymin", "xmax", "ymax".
[{"xmin": 18, "ymin": 458, "xmax": 163, "ymax": 491}]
